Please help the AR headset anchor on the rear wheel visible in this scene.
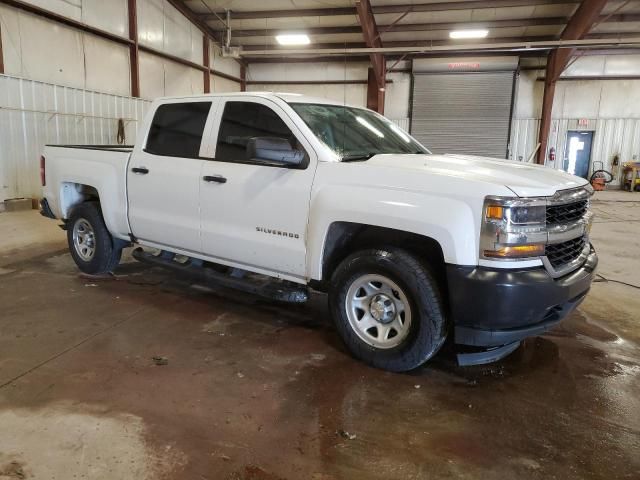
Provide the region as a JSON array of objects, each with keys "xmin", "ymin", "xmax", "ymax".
[
  {"xmin": 329, "ymin": 248, "xmax": 447, "ymax": 372},
  {"xmin": 67, "ymin": 202, "xmax": 121, "ymax": 274}
]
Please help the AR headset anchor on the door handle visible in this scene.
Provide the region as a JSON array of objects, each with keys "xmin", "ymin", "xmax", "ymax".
[
  {"xmin": 203, "ymin": 175, "xmax": 227, "ymax": 184},
  {"xmin": 131, "ymin": 167, "xmax": 149, "ymax": 175}
]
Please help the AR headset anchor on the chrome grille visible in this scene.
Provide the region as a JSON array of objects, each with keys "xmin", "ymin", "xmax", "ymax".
[
  {"xmin": 545, "ymin": 236, "xmax": 587, "ymax": 269},
  {"xmin": 546, "ymin": 199, "xmax": 588, "ymax": 225}
]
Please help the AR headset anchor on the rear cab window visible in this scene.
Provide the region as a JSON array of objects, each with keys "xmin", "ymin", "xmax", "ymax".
[{"xmin": 146, "ymin": 102, "xmax": 212, "ymax": 158}]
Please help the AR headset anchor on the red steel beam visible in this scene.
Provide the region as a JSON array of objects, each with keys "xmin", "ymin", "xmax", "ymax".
[
  {"xmin": 0, "ymin": 19, "xmax": 4, "ymax": 74},
  {"xmin": 356, "ymin": 0, "xmax": 385, "ymax": 113},
  {"xmin": 536, "ymin": 0, "xmax": 609, "ymax": 165},
  {"xmin": 127, "ymin": 0, "xmax": 140, "ymax": 98},
  {"xmin": 240, "ymin": 65, "xmax": 247, "ymax": 92},
  {"xmin": 203, "ymin": 35, "xmax": 211, "ymax": 93}
]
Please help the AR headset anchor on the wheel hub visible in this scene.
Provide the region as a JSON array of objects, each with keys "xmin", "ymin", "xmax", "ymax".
[
  {"xmin": 344, "ymin": 274, "xmax": 412, "ymax": 350},
  {"xmin": 72, "ymin": 218, "xmax": 96, "ymax": 262},
  {"xmin": 369, "ymin": 294, "xmax": 396, "ymax": 324}
]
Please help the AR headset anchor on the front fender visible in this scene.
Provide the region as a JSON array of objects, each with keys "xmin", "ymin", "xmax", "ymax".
[{"xmin": 306, "ymin": 184, "xmax": 479, "ymax": 280}]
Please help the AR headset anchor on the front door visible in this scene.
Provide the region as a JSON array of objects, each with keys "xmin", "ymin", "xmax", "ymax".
[
  {"xmin": 564, "ymin": 131, "xmax": 593, "ymax": 179},
  {"xmin": 127, "ymin": 100, "xmax": 216, "ymax": 253},
  {"xmin": 199, "ymin": 98, "xmax": 317, "ymax": 280}
]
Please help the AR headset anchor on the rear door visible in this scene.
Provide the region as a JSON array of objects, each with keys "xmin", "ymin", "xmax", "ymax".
[
  {"xmin": 127, "ymin": 99, "xmax": 218, "ymax": 253},
  {"xmin": 199, "ymin": 98, "xmax": 317, "ymax": 280}
]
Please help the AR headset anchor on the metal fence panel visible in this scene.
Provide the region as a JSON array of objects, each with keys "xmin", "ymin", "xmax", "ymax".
[{"xmin": 0, "ymin": 74, "xmax": 150, "ymax": 202}]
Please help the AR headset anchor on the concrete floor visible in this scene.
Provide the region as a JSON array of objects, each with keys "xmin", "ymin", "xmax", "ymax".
[{"xmin": 0, "ymin": 191, "xmax": 639, "ymax": 480}]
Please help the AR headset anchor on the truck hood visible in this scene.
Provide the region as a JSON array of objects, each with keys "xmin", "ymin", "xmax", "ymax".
[{"xmin": 365, "ymin": 153, "xmax": 588, "ymax": 197}]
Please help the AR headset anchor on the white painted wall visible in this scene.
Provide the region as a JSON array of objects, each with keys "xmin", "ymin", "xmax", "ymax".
[
  {"xmin": 0, "ymin": 4, "xmax": 131, "ymax": 96},
  {"xmin": 512, "ymin": 55, "xmax": 640, "ymax": 184},
  {"xmin": 0, "ymin": 0, "xmax": 244, "ymax": 100}
]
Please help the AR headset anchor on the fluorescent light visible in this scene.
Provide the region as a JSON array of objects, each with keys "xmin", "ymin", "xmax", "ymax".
[
  {"xmin": 276, "ymin": 34, "xmax": 311, "ymax": 45},
  {"xmin": 449, "ymin": 29, "xmax": 489, "ymax": 39}
]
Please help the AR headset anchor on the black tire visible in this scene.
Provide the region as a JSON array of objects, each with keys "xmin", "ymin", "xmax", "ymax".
[
  {"xmin": 67, "ymin": 202, "xmax": 122, "ymax": 275},
  {"xmin": 329, "ymin": 248, "xmax": 447, "ymax": 372}
]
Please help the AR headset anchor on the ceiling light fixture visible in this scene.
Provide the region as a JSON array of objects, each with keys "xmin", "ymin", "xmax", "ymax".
[
  {"xmin": 276, "ymin": 34, "xmax": 311, "ymax": 45},
  {"xmin": 449, "ymin": 29, "xmax": 489, "ymax": 39}
]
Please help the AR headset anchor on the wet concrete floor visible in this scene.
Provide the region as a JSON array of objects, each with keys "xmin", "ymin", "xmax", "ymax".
[{"xmin": 0, "ymin": 192, "xmax": 639, "ymax": 479}]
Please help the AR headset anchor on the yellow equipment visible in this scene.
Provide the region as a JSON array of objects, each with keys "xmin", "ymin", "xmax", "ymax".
[{"xmin": 622, "ymin": 162, "xmax": 640, "ymax": 192}]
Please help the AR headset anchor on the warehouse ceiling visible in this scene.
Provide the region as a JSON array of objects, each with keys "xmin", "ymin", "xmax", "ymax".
[{"xmin": 181, "ymin": 0, "xmax": 640, "ymax": 60}]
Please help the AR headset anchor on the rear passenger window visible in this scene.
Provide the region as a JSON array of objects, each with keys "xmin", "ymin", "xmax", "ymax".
[
  {"xmin": 146, "ymin": 102, "xmax": 211, "ymax": 158},
  {"xmin": 215, "ymin": 101, "xmax": 300, "ymax": 163}
]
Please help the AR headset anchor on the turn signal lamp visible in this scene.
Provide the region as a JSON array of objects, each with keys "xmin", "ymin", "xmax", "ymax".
[{"xmin": 484, "ymin": 244, "xmax": 545, "ymax": 259}]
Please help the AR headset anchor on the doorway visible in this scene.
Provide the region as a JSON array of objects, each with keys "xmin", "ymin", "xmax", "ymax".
[{"xmin": 564, "ymin": 131, "xmax": 594, "ymax": 179}]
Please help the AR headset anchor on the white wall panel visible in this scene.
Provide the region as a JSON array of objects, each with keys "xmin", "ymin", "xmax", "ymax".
[
  {"xmin": 599, "ymin": 81, "xmax": 640, "ymax": 118},
  {"xmin": 139, "ymin": 51, "xmax": 165, "ymax": 99},
  {"xmin": 211, "ymin": 75, "xmax": 241, "ymax": 93},
  {"xmin": 17, "ymin": 0, "xmax": 128, "ymax": 35},
  {"xmin": 0, "ymin": 74, "xmax": 150, "ymax": 202},
  {"xmin": 82, "ymin": 0, "xmax": 127, "ymax": 36},
  {"xmin": 163, "ymin": 1, "xmax": 199, "ymax": 63},
  {"xmin": 18, "ymin": 0, "xmax": 81, "ymax": 21},
  {"xmin": 137, "ymin": 0, "xmax": 200, "ymax": 63},
  {"xmin": 246, "ymin": 83, "xmax": 367, "ymax": 108},
  {"xmin": 17, "ymin": 12, "xmax": 85, "ymax": 89},
  {"xmin": 164, "ymin": 62, "xmax": 199, "ymax": 96},
  {"xmin": 0, "ymin": 6, "xmax": 22, "ymax": 75},
  {"xmin": 137, "ymin": 0, "xmax": 164, "ymax": 51},
  {"xmin": 163, "ymin": 60, "xmax": 192, "ymax": 96},
  {"xmin": 384, "ymin": 72, "xmax": 411, "ymax": 120},
  {"xmin": 248, "ymin": 62, "xmax": 369, "ymax": 83},
  {"xmin": 139, "ymin": 52, "xmax": 203, "ymax": 99},
  {"xmin": 556, "ymin": 81, "xmax": 602, "ymax": 119},
  {"xmin": 83, "ymin": 35, "xmax": 130, "ymax": 96}
]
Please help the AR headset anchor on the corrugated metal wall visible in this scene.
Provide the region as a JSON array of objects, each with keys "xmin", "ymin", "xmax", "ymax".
[
  {"xmin": 0, "ymin": 74, "xmax": 150, "ymax": 202},
  {"xmin": 510, "ymin": 118, "xmax": 640, "ymax": 184}
]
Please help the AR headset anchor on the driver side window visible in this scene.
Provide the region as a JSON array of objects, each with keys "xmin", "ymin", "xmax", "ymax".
[{"xmin": 215, "ymin": 101, "xmax": 307, "ymax": 167}]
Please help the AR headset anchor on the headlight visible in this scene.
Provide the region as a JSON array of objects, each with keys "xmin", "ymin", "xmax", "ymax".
[{"xmin": 480, "ymin": 196, "xmax": 547, "ymax": 260}]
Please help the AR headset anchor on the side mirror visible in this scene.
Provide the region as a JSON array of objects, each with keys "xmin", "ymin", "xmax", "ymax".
[{"xmin": 246, "ymin": 137, "xmax": 305, "ymax": 167}]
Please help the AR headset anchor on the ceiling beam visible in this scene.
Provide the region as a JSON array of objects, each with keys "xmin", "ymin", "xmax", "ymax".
[
  {"xmin": 356, "ymin": 0, "xmax": 385, "ymax": 113},
  {"xmin": 209, "ymin": 14, "xmax": 639, "ymax": 37},
  {"xmin": 236, "ymin": 31, "xmax": 639, "ymax": 51},
  {"xmin": 201, "ymin": 1, "xmax": 580, "ymax": 20},
  {"xmin": 537, "ymin": 0, "xmax": 610, "ymax": 165}
]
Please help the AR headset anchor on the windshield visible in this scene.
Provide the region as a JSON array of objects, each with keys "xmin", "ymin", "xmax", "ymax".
[{"xmin": 290, "ymin": 103, "xmax": 430, "ymax": 161}]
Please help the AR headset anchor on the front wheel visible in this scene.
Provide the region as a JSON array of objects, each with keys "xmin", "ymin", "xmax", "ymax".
[
  {"xmin": 329, "ymin": 248, "xmax": 447, "ymax": 372},
  {"xmin": 67, "ymin": 202, "xmax": 121, "ymax": 275}
]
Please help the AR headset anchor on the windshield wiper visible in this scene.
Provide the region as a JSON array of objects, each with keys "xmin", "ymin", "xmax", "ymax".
[{"xmin": 340, "ymin": 153, "xmax": 377, "ymax": 162}]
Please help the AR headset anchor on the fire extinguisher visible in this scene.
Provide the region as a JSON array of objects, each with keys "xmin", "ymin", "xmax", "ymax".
[{"xmin": 549, "ymin": 147, "xmax": 556, "ymax": 163}]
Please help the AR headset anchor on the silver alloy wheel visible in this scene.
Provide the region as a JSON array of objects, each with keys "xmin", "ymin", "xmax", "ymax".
[
  {"xmin": 345, "ymin": 274, "xmax": 412, "ymax": 349},
  {"xmin": 72, "ymin": 218, "xmax": 96, "ymax": 262}
]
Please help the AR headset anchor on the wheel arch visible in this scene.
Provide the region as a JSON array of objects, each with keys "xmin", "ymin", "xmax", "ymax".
[{"xmin": 316, "ymin": 222, "xmax": 448, "ymax": 296}]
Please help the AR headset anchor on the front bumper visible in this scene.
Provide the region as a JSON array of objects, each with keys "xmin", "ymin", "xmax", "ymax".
[{"xmin": 447, "ymin": 247, "xmax": 598, "ymax": 349}]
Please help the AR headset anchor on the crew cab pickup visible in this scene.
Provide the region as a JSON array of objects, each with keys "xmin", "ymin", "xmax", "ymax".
[{"xmin": 40, "ymin": 92, "xmax": 597, "ymax": 371}]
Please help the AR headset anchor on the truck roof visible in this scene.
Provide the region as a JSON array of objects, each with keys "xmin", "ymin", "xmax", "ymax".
[{"xmin": 155, "ymin": 91, "xmax": 361, "ymax": 108}]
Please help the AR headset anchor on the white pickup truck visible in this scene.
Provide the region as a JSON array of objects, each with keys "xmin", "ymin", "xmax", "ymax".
[{"xmin": 40, "ymin": 92, "xmax": 597, "ymax": 371}]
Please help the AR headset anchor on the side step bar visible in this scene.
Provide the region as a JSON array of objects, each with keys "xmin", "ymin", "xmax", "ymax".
[{"xmin": 131, "ymin": 247, "xmax": 309, "ymax": 303}]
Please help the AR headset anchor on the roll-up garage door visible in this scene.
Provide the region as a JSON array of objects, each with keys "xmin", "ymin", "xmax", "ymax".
[{"xmin": 411, "ymin": 57, "xmax": 518, "ymax": 158}]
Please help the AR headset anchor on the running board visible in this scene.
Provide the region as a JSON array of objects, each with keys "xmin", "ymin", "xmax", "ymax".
[{"xmin": 131, "ymin": 247, "xmax": 309, "ymax": 303}]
